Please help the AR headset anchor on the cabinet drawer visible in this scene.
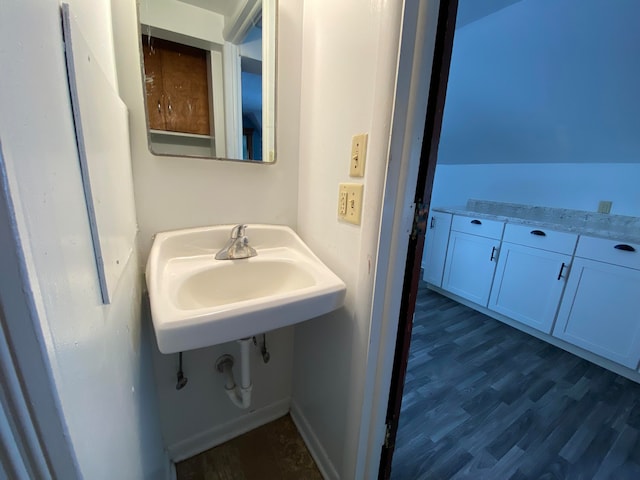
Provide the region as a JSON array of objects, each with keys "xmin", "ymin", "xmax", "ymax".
[
  {"xmin": 451, "ymin": 215, "xmax": 504, "ymax": 239},
  {"xmin": 575, "ymin": 236, "xmax": 640, "ymax": 270},
  {"xmin": 503, "ymin": 223, "xmax": 578, "ymax": 255}
]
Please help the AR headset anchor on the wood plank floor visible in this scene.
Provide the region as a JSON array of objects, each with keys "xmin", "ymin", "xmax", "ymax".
[{"xmin": 391, "ymin": 283, "xmax": 640, "ymax": 479}]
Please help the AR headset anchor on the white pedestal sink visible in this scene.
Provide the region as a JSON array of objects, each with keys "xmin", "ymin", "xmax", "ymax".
[{"xmin": 146, "ymin": 224, "xmax": 346, "ymax": 353}]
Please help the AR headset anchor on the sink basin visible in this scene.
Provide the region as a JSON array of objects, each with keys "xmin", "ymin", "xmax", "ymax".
[{"xmin": 146, "ymin": 224, "xmax": 346, "ymax": 353}]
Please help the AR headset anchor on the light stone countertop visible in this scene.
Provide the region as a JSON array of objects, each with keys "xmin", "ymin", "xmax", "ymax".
[{"xmin": 432, "ymin": 200, "xmax": 640, "ymax": 244}]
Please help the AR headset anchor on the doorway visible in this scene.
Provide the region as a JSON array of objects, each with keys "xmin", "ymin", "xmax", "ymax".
[
  {"xmin": 379, "ymin": 0, "xmax": 640, "ymax": 477},
  {"xmin": 0, "ymin": 150, "xmax": 79, "ymax": 478},
  {"xmin": 376, "ymin": 0, "xmax": 458, "ymax": 477}
]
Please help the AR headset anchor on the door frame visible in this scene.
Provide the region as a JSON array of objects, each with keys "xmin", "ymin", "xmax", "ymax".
[
  {"xmin": 378, "ymin": 0, "xmax": 458, "ymax": 475},
  {"xmin": 353, "ymin": 0, "xmax": 458, "ymax": 477},
  {"xmin": 0, "ymin": 149, "xmax": 80, "ymax": 479}
]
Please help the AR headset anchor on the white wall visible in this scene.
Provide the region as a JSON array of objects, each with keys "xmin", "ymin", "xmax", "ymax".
[
  {"xmin": 139, "ymin": 0, "xmax": 225, "ymax": 46},
  {"xmin": 432, "ymin": 163, "xmax": 640, "ymax": 217},
  {"xmin": 440, "ymin": 0, "xmax": 640, "ymax": 165},
  {"xmin": 0, "ymin": 1, "xmax": 167, "ymax": 478},
  {"xmin": 292, "ymin": 0, "xmax": 405, "ymax": 477},
  {"xmin": 111, "ymin": 0, "xmax": 303, "ymax": 457},
  {"xmin": 431, "ymin": 0, "xmax": 640, "ymax": 217}
]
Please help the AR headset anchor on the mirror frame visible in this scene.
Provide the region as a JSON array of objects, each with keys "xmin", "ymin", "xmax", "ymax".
[{"xmin": 136, "ymin": 0, "xmax": 277, "ymax": 164}]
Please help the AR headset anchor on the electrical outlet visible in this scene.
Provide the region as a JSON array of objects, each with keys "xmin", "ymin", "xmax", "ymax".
[
  {"xmin": 598, "ymin": 200, "xmax": 612, "ymax": 214},
  {"xmin": 339, "ymin": 190, "xmax": 348, "ymax": 216},
  {"xmin": 349, "ymin": 133, "xmax": 368, "ymax": 177},
  {"xmin": 338, "ymin": 183, "xmax": 364, "ymax": 225}
]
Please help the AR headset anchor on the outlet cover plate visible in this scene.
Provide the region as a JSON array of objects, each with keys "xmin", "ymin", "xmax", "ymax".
[{"xmin": 338, "ymin": 183, "xmax": 364, "ymax": 225}]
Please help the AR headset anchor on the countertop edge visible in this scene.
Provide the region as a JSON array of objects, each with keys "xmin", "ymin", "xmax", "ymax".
[{"xmin": 432, "ymin": 206, "xmax": 640, "ymax": 244}]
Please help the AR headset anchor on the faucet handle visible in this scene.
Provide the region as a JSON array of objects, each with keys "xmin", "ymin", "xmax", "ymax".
[{"xmin": 231, "ymin": 224, "xmax": 247, "ymax": 238}]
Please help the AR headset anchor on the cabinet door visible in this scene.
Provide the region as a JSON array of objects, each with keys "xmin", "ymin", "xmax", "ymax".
[
  {"xmin": 442, "ymin": 231, "xmax": 499, "ymax": 306},
  {"xmin": 142, "ymin": 41, "xmax": 167, "ymax": 131},
  {"xmin": 488, "ymin": 242, "xmax": 570, "ymax": 334},
  {"xmin": 141, "ymin": 37, "xmax": 210, "ymax": 136},
  {"xmin": 553, "ymin": 258, "xmax": 640, "ymax": 369},
  {"xmin": 161, "ymin": 42, "xmax": 210, "ymax": 135},
  {"xmin": 422, "ymin": 212, "xmax": 452, "ymax": 286}
]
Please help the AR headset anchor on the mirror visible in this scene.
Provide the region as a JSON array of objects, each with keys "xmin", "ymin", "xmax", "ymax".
[{"xmin": 138, "ymin": 0, "xmax": 276, "ymax": 163}]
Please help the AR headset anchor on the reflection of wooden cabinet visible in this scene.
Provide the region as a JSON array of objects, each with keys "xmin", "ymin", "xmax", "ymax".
[{"xmin": 142, "ymin": 37, "xmax": 210, "ymax": 135}]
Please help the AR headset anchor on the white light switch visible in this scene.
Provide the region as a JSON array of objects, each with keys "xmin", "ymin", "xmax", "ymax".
[
  {"xmin": 349, "ymin": 133, "xmax": 368, "ymax": 177},
  {"xmin": 338, "ymin": 183, "xmax": 364, "ymax": 225}
]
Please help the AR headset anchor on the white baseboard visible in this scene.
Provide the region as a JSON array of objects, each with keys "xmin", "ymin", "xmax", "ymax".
[
  {"xmin": 290, "ymin": 400, "xmax": 339, "ymax": 480},
  {"xmin": 167, "ymin": 398, "xmax": 291, "ymax": 462}
]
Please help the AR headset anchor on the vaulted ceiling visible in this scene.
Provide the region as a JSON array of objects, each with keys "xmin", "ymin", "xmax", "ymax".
[{"xmin": 456, "ymin": 0, "xmax": 525, "ymax": 29}]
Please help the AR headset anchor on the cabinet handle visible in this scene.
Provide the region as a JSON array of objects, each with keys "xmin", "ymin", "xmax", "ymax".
[
  {"xmin": 614, "ymin": 244, "xmax": 636, "ymax": 252},
  {"xmin": 471, "ymin": 219, "xmax": 482, "ymax": 225},
  {"xmin": 430, "ymin": 216, "xmax": 435, "ymax": 229},
  {"xmin": 157, "ymin": 100, "xmax": 161, "ymax": 113},
  {"xmin": 557, "ymin": 262, "xmax": 567, "ymax": 280},
  {"xmin": 168, "ymin": 100, "xmax": 172, "ymax": 114},
  {"xmin": 490, "ymin": 246, "xmax": 497, "ymax": 261},
  {"xmin": 530, "ymin": 230, "xmax": 546, "ymax": 236}
]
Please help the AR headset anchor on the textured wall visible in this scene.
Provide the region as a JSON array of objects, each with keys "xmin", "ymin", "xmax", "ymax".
[{"xmin": 0, "ymin": 0, "xmax": 167, "ymax": 478}]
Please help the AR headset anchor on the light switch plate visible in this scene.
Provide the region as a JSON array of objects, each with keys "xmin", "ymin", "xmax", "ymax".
[
  {"xmin": 349, "ymin": 133, "xmax": 368, "ymax": 177},
  {"xmin": 338, "ymin": 183, "xmax": 364, "ymax": 225}
]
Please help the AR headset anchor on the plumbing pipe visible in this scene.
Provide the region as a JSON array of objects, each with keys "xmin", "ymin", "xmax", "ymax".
[
  {"xmin": 216, "ymin": 355, "xmax": 236, "ymax": 389},
  {"xmin": 239, "ymin": 338, "xmax": 251, "ymax": 389},
  {"xmin": 215, "ymin": 339, "xmax": 253, "ymax": 409},
  {"xmin": 176, "ymin": 352, "xmax": 188, "ymax": 390},
  {"xmin": 259, "ymin": 334, "xmax": 270, "ymax": 363},
  {"xmin": 234, "ymin": 338, "xmax": 252, "ymax": 408}
]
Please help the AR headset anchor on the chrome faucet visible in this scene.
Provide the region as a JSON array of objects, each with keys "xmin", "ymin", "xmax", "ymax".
[{"xmin": 215, "ymin": 224, "xmax": 257, "ymax": 260}]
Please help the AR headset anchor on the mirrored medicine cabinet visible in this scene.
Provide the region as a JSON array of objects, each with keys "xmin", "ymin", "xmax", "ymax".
[{"xmin": 137, "ymin": 0, "xmax": 276, "ymax": 163}]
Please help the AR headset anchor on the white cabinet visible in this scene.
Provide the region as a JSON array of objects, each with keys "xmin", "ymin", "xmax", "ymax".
[
  {"xmin": 553, "ymin": 236, "xmax": 640, "ymax": 369},
  {"xmin": 422, "ymin": 211, "xmax": 452, "ymax": 286},
  {"xmin": 488, "ymin": 224, "xmax": 577, "ymax": 334},
  {"xmin": 442, "ymin": 216, "xmax": 504, "ymax": 306},
  {"xmin": 431, "ymin": 208, "xmax": 640, "ymax": 373}
]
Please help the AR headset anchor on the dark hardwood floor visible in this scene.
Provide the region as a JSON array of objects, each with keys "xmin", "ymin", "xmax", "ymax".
[
  {"xmin": 176, "ymin": 414, "xmax": 321, "ymax": 480},
  {"xmin": 391, "ymin": 282, "xmax": 640, "ymax": 479}
]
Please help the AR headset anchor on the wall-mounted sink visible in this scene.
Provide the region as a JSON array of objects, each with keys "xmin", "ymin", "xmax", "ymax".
[{"xmin": 146, "ymin": 224, "xmax": 346, "ymax": 353}]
